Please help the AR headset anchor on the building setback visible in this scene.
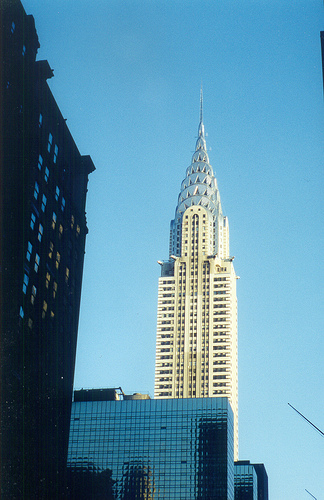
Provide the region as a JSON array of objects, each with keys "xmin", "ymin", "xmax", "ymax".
[
  {"xmin": 234, "ymin": 461, "xmax": 268, "ymax": 500},
  {"xmin": 68, "ymin": 390, "xmax": 235, "ymax": 500},
  {"xmin": 154, "ymin": 90, "xmax": 238, "ymax": 458},
  {"xmin": 0, "ymin": 1, "xmax": 94, "ymax": 497}
]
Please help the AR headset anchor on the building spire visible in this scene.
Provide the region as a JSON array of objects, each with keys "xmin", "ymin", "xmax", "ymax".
[
  {"xmin": 200, "ymin": 84, "xmax": 203, "ymax": 124},
  {"xmin": 198, "ymin": 86, "xmax": 205, "ymax": 140}
]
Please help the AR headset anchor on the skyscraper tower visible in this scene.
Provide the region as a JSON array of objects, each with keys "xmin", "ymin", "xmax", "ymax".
[{"xmin": 154, "ymin": 90, "xmax": 238, "ymax": 458}]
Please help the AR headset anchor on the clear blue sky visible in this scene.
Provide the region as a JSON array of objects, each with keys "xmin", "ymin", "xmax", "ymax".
[{"xmin": 23, "ymin": 1, "xmax": 324, "ymax": 498}]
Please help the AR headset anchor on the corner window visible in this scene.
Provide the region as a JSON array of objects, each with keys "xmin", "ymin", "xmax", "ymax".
[
  {"xmin": 38, "ymin": 224, "xmax": 43, "ymax": 242},
  {"xmin": 54, "ymin": 145, "xmax": 58, "ymax": 164},
  {"xmin": 41, "ymin": 194, "xmax": 47, "ymax": 212},
  {"xmin": 44, "ymin": 167, "xmax": 49, "ymax": 182},
  {"xmin": 23, "ymin": 273, "xmax": 29, "ymax": 294},
  {"xmin": 34, "ymin": 253, "xmax": 40, "ymax": 273},
  {"xmin": 26, "ymin": 241, "xmax": 32, "ymax": 261},
  {"xmin": 48, "ymin": 241, "xmax": 54, "ymax": 259},
  {"xmin": 61, "ymin": 197, "xmax": 65, "ymax": 212},
  {"xmin": 37, "ymin": 154, "xmax": 43, "ymax": 171},
  {"xmin": 33, "ymin": 181, "xmax": 39, "ymax": 200},
  {"xmin": 55, "ymin": 186, "xmax": 60, "ymax": 201},
  {"xmin": 55, "ymin": 252, "xmax": 60, "ymax": 269},
  {"xmin": 52, "ymin": 212, "xmax": 57, "ymax": 230},
  {"xmin": 42, "ymin": 300, "xmax": 47, "ymax": 319},
  {"xmin": 30, "ymin": 213, "xmax": 36, "ymax": 230},
  {"xmin": 47, "ymin": 133, "xmax": 53, "ymax": 153},
  {"xmin": 31, "ymin": 285, "xmax": 37, "ymax": 304}
]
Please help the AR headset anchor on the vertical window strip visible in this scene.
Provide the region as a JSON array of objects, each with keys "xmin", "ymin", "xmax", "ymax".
[
  {"xmin": 38, "ymin": 154, "xmax": 43, "ymax": 170},
  {"xmin": 47, "ymin": 133, "xmax": 53, "ymax": 152},
  {"xmin": 30, "ymin": 212, "xmax": 36, "ymax": 229}
]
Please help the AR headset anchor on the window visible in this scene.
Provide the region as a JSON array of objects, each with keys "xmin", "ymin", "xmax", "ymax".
[
  {"xmin": 41, "ymin": 194, "xmax": 47, "ymax": 212},
  {"xmin": 55, "ymin": 186, "xmax": 60, "ymax": 201},
  {"xmin": 71, "ymin": 215, "xmax": 74, "ymax": 229},
  {"xmin": 23, "ymin": 273, "xmax": 29, "ymax": 294},
  {"xmin": 37, "ymin": 155, "xmax": 43, "ymax": 171},
  {"xmin": 34, "ymin": 253, "xmax": 40, "ymax": 273},
  {"xmin": 55, "ymin": 252, "xmax": 60, "ymax": 269},
  {"xmin": 30, "ymin": 212, "xmax": 36, "ymax": 230},
  {"xmin": 42, "ymin": 300, "xmax": 47, "ymax": 319},
  {"xmin": 38, "ymin": 224, "xmax": 43, "ymax": 242},
  {"xmin": 11, "ymin": 21, "xmax": 15, "ymax": 34},
  {"xmin": 34, "ymin": 181, "xmax": 39, "ymax": 200},
  {"xmin": 44, "ymin": 166, "xmax": 49, "ymax": 182},
  {"xmin": 28, "ymin": 318, "xmax": 33, "ymax": 329},
  {"xmin": 52, "ymin": 212, "xmax": 57, "ymax": 230},
  {"xmin": 53, "ymin": 145, "xmax": 58, "ymax": 164},
  {"xmin": 26, "ymin": 241, "xmax": 32, "ymax": 261},
  {"xmin": 38, "ymin": 113, "xmax": 42, "ymax": 127},
  {"xmin": 19, "ymin": 306, "xmax": 24, "ymax": 318},
  {"xmin": 31, "ymin": 285, "xmax": 37, "ymax": 305},
  {"xmin": 46, "ymin": 272, "xmax": 51, "ymax": 288},
  {"xmin": 53, "ymin": 281, "xmax": 57, "ymax": 299},
  {"xmin": 47, "ymin": 133, "xmax": 53, "ymax": 152},
  {"xmin": 49, "ymin": 241, "xmax": 54, "ymax": 259},
  {"xmin": 22, "ymin": 45, "xmax": 26, "ymax": 56},
  {"xmin": 59, "ymin": 224, "xmax": 63, "ymax": 237},
  {"xmin": 61, "ymin": 197, "xmax": 65, "ymax": 212}
]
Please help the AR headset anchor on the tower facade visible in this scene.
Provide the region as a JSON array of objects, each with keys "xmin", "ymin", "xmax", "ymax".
[
  {"xmin": 0, "ymin": 1, "xmax": 94, "ymax": 496},
  {"xmin": 154, "ymin": 92, "xmax": 238, "ymax": 457}
]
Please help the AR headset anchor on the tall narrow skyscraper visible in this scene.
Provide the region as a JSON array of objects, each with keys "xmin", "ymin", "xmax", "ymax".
[{"xmin": 154, "ymin": 91, "xmax": 238, "ymax": 458}]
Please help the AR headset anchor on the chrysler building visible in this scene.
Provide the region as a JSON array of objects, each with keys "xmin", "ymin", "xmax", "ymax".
[{"xmin": 154, "ymin": 91, "xmax": 238, "ymax": 457}]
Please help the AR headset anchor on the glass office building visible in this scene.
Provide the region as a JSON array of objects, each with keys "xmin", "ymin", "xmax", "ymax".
[
  {"xmin": 234, "ymin": 462, "xmax": 258, "ymax": 500},
  {"xmin": 234, "ymin": 461, "xmax": 268, "ymax": 500},
  {"xmin": 68, "ymin": 391, "xmax": 234, "ymax": 499}
]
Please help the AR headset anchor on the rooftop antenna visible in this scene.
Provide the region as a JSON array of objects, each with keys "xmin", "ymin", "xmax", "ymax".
[
  {"xmin": 288, "ymin": 403, "xmax": 324, "ymax": 438},
  {"xmin": 200, "ymin": 83, "xmax": 203, "ymax": 123},
  {"xmin": 305, "ymin": 489, "xmax": 317, "ymax": 499}
]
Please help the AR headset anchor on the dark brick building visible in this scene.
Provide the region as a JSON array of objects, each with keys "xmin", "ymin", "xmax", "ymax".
[{"xmin": 0, "ymin": 1, "xmax": 95, "ymax": 497}]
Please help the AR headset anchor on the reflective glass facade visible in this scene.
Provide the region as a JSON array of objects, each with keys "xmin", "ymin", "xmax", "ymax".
[
  {"xmin": 68, "ymin": 395, "xmax": 234, "ymax": 499},
  {"xmin": 234, "ymin": 463, "xmax": 258, "ymax": 500}
]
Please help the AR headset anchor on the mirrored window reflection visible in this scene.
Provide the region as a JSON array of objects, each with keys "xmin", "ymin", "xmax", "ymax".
[{"xmin": 68, "ymin": 396, "xmax": 234, "ymax": 499}]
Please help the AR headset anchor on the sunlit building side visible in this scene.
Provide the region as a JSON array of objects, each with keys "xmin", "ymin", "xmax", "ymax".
[{"xmin": 154, "ymin": 91, "xmax": 238, "ymax": 458}]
